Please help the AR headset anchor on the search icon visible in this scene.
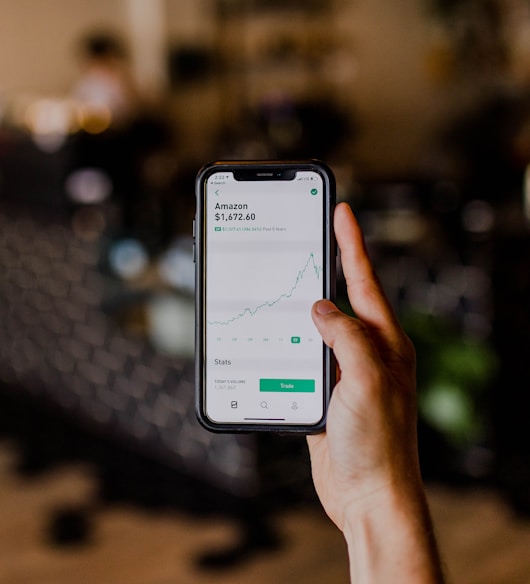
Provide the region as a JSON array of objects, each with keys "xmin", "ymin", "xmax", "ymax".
[{"xmin": 260, "ymin": 401, "xmax": 268, "ymax": 409}]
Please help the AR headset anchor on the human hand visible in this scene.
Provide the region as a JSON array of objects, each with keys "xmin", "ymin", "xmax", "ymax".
[
  {"xmin": 307, "ymin": 203, "xmax": 445, "ymax": 582},
  {"xmin": 307, "ymin": 202, "xmax": 420, "ymax": 531}
]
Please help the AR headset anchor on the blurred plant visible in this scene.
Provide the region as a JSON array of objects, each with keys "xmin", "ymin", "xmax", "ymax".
[
  {"xmin": 404, "ymin": 311, "xmax": 497, "ymax": 447},
  {"xmin": 334, "ymin": 287, "xmax": 497, "ymax": 449}
]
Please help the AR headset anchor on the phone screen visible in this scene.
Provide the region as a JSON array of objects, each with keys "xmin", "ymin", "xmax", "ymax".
[{"xmin": 196, "ymin": 163, "xmax": 334, "ymax": 430}]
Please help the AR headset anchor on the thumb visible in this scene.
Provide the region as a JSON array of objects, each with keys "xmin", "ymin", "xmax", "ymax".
[{"xmin": 312, "ymin": 299, "xmax": 381, "ymax": 379}]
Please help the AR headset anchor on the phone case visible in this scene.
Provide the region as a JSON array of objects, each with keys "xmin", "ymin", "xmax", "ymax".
[{"xmin": 194, "ymin": 160, "xmax": 336, "ymax": 433}]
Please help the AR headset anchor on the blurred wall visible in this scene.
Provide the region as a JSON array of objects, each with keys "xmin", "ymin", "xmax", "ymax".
[
  {"xmin": 0, "ymin": 0, "xmax": 126, "ymax": 95},
  {"xmin": 0, "ymin": 0, "xmax": 446, "ymax": 176},
  {"xmin": 348, "ymin": 0, "xmax": 443, "ymax": 176}
]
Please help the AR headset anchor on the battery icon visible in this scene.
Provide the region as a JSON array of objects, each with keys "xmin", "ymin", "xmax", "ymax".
[{"xmin": 214, "ymin": 227, "xmax": 221, "ymax": 231}]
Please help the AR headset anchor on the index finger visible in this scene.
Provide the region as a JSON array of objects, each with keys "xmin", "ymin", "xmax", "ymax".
[{"xmin": 335, "ymin": 202, "xmax": 404, "ymax": 349}]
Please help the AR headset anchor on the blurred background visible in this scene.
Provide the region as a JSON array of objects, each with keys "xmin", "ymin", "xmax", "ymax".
[{"xmin": 1, "ymin": 0, "xmax": 530, "ymax": 582}]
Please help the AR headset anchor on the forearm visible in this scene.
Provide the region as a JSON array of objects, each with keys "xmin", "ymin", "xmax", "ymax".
[{"xmin": 342, "ymin": 483, "xmax": 445, "ymax": 584}]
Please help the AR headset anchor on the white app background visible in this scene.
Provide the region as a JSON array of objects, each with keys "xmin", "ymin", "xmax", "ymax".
[{"xmin": 205, "ymin": 171, "xmax": 325, "ymax": 424}]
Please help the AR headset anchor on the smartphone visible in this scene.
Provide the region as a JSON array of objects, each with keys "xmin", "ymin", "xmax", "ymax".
[{"xmin": 195, "ymin": 160, "xmax": 336, "ymax": 433}]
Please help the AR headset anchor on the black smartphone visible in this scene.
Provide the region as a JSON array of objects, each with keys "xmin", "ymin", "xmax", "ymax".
[{"xmin": 195, "ymin": 160, "xmax": 336, "ymax": 433}]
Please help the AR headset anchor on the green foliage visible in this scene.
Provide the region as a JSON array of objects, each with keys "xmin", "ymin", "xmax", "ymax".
[{"xmin": 403, "ymin": 312, "xmax": 497, "ymax": 446}]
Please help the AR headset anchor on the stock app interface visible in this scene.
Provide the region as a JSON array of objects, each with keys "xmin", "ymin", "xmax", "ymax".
[{"xmin": 204, "ymin": 170, "xmax": 325, "ymax": 425}]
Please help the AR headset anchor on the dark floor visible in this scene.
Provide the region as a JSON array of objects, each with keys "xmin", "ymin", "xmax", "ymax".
[{"xmin": 1, "ymin": 439, "xmax": 530, "ymax": 584}]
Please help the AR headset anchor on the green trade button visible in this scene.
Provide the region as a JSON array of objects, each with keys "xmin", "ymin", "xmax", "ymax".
[{"xmin": 260, "ymin": 378, "xmax": 315, "ymax": 393}]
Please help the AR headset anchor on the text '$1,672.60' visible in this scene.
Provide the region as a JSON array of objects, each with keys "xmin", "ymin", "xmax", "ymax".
[{"xmin": 214, "ymin": 212, "xmax": 256, "ymax": 221}]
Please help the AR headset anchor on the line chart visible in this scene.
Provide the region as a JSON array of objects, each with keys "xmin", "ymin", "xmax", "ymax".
[{"xmin": 207, "ymin": 252, "xmax": 322, "ymax": 326}]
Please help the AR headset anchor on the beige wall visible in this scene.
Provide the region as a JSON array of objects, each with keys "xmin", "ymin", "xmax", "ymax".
[
  {"xmin": 0, "ymin": 0, "xmax": 126, "ymax": 96},
  {"xmin": 0, "ymin": 0, "xmax": 446, "ymax": 175},
  {"xmin": 347, "ymin": 0, "xmax": 443, "ymax": 175}
]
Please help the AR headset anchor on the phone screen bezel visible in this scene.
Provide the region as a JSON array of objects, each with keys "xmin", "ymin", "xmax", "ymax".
[{"xmin": 194, "ymin": 160, "xmax": 336, "ymax": 433}]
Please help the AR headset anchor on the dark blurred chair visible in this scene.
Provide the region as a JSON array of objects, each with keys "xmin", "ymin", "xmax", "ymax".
[{"xmin": 0, "ymin": 135, "xmax": 283, "ymax": 566}]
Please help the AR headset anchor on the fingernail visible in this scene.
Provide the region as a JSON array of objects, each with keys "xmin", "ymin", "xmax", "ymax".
[{"xmin": 314, "ymin": 299, "xmax": 339, "ymax": 315}]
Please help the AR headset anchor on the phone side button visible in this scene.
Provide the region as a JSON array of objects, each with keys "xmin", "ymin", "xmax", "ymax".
[{"xmin": 192, "ymin": 242, "xmax": 196, "ymax": 263}]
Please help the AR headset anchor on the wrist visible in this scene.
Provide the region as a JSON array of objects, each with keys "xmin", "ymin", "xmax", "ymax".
[{"xmin": 341, "ymin": 479, "xmax": 444, "ymax": 583}]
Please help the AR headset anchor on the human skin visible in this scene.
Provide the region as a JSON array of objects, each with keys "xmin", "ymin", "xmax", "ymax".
[{"xmin": 307, "ymin": 202, "xmax": 445, "ymax": 583}]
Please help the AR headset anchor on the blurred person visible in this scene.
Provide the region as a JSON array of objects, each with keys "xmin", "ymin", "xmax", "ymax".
[
  {"xmin": 67, "ymin": 31, "xmax": 140, "ymax": 230},
  {"xmin": 69, "ymin": 31, "xmax": 170, "ymax": 235},
  {"xmin": 72, "ymin": 31, "xmax": 140, "ymax": 128},
  {"xmin": 307, "ymin": 203, "xmax": 445, "ymax": 583}
]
